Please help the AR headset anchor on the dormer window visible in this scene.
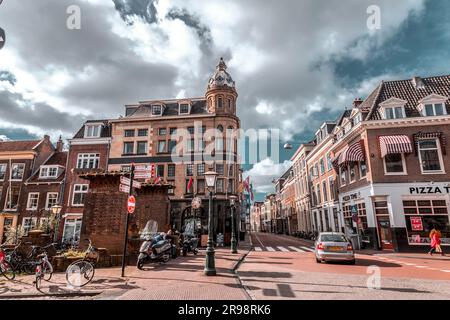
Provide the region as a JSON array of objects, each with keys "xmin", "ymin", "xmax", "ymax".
[
  {"xmin": 418, "ymin": 94, "xmax": 448, "ymax": 117},
  {"xmin": 84, "ymin": 124, "xmax": 102, "ymax": 138},
  {"xmin": 384, "ymin": 106, "xmax": 405, "ymax": 119},
  {"xmin": 40, "ymin": 166, "xmax": 59, "ymax": 179},
  {"xmin": 379, "ymin": 97, "xmax": 407, "ymax": 120},
  {"xmin": 179, "ymin": 103, "xmax": 190, "ymax": 115},
  {"xmin": 152, "ymin": 105, "xmax": 163, "ymax": 116}
]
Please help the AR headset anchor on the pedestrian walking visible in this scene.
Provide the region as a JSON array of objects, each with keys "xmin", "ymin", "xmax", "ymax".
[
  {"xmin": 428, "ymin": 228, "xmax": 437, "ymax": 255},
  {"xmin": 434, "ymin": 229, "xmax": 445, "ymax": 256},
  {"xmin": 428, "ymin": 228, "xmax": 444, "ymax": 256}
]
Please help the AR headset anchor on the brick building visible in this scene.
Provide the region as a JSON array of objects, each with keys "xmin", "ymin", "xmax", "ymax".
[
  {"xmin": 330, "ymin": 75, "xmax": 450, "ymax": 252},
  {"xmin": 0, "ymin": 135, "xmax": 55, "ymax": 242},
  {"xmin": 61, "ymin": 120, "xmax": 111, "ymax": 244},
  {"xmin": 106, "ymin": 58, "xmax": 241, "ymax": 242}
]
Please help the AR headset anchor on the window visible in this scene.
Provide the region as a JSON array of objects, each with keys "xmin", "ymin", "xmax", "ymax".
[
  {"xmin": 349, "ymin": 163, "xmax": 356, "ymax": 182},
  {"xmin": 185, "ymin": 180, "xmax": 193, "ymax": 194},
  {"xmin": 187, "ymin": 127, "xmax": 195, "ymax": 134},
  {"xmin": 72, "ymin": 184, "xmax": 88, "ymax": 206},
  {"xmin": 187, "ymin": 139, "xmax": 194, "ymax": 152},
  {"xmin": 169, "ymin": 128, "xmax": 177, "ymax": 135},
  {"xmin": 168, "ymin": 140, "xmax": 177, "ymax": 153},
  {"xmin": 320, "ymin": 158, "xmax": 325, "ymax": 175},
  {"xmin": 314, "ymin": 163, "xmax": 319, "ymax": 177},
  {"xmin": 137, "ymin": 141, "xmax": 147, "ymax": 154},
  {"xmin": 228, "ymin": 164, "xmax": 234, "ymax": 177},
  {"xmin": 0, "ymin": 164, "xmax": 6, "ymax": 181},
  {"xmin": 216, "ymin": 164, "xmax": 224, "ymax": 175},
  {"xmin": 424, "ymin": 103, "xmax": 446, "ymax": 117},
  {"xmin": 158, "ymin": 140, "xmax": 167, "ymax": 153},
  {"xmin": 418, "ymin": 139, "xmax": 444, "ymax": 173},
  {"xmin": 45, "ymin": 193, "xmax": 58, "ymax": 210},
  {"xmin": 27, "ymin": 193, "xmax": 39, "ymax": 210},
  {"xmin": 322, "ymin": 181, "xmax": 328, "ymax": 202},
  {"xmin": 168, "ymin": 164, "xmax": 176, "ymax": 177},
  {"xmin": 179, "ymin": 104, "xmax": 190, "ymax": 114},
  {"xmin": 138, "ymin": 129, "xmax": 148, "ymax": 137},
  {"xmin": 4, "ymin": 186, "xmax": 20, "ymax": 210},
  {"xmin": 217, "ymin": 97, "xmax": 223, "ymax": 108},
  {"xmin": 316, "ymin": 185, "xmax": 321, "ymax": 204},
  {"xmin": 228, "ymin": 98, "xmax": 233, "ymax": 109},
  {"xmin": 227, "ymin": 179, "xmax": 234, "ymax": 193},
  {"xmin": 11, "ymin": 163, "xmax": 25, "ymax": 180},
  {"xmin": 23, "ymin": 217, "xmax": 38, "ymax": 234},
  {"xmin": 384, "ymin": 106, "xmax": 405, "ymax": 119},
  {"xmin": 40, "ymin": 166, "xmax": 58, "ymax": 179},
  {"xmin": 123, "ymin": 142, "xmax": 134, "ymax": 155},
  {"xmin": 326, "ymin": 153, "xmax": 332, "ymax": 171},
  {"xmin": 360, "ymin": 160, "xmax": 367, "ymax": 178},
  {"xmin": 384, "ymin": 154, "xmax": 406, "ymax": 174},
  {"xmin": 215, "ymin": 138, "xmax": 224, "ymax": 151},
  {"xmin": 85, "ymin": 124, "xmax": 101, "ymax": 138},
  {"xmin": 198, "ymin": 139, "xmax": 206, "ymax": 152},
  {"xmin": 62, "ymin": 218, "xmax": 82, "ymax": 244},
  {"xmin": 158, "ymin": 128, "xmax": 167, "ymax": 135},
  {"xmin": 157, "ymin": 165, "xmax": 164, "ymax": 178},
  {"xmin": 197, "ymin": 180, "xmax": 205, "ymax": 194},
  {"xmin": 152, "ymin": 105, "xmax": 162, "ymax": 116},
  {"xmin": 121, "ymin": 165, "xmax": 131, "ymax": 173},
  {"xmin": 329, "ymin": 177, "xmax": 336, "ymax": 200},
  {"xmin": 186, "ymin": 164, "xmax": 194, "ymax": 176},
  {"xmin": 124, "ymin": 129, "xmax": 135, "ymax": 137},
  {"xmin": 216, "ymin": 179, "xmax": 224, "ymax": 193},
  {"xmin": 197, "ymin": 163, "xmax": 205, "ymax": 176},
  {"xmin": 77, "ymin": 153, "xmax": 100, "ymax": 169},
  {"xmin": 340, "ymin": 167, "xmax": 347, "ymax": 186},
  {"xmin": 197, "ymin": 126, "xmax": 206, "ymax": 134}
]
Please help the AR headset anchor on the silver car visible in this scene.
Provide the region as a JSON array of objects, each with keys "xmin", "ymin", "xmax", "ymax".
[{"xmin": 314, "ymin": 232, "xmax": 355, "ymax": 265}]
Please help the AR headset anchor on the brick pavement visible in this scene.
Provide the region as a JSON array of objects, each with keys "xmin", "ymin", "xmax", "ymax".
[{"xmin": 0, "ymin": 237, "xmax": 252, "ymax": 300}]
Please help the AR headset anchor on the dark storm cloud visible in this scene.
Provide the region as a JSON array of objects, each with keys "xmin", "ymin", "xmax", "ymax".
[
  {"xmin": 0, "ymin": 70, "xmax": 16, "ymax": 85},
  {"xmin": 0, "ymin": 90, "xmax": 86, "ymax": 133},
  {"xmin": 112, "ymin": 0, "xmax": 158, "ymax": 25}
]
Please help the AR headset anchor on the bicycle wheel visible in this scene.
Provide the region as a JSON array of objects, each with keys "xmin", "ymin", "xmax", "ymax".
[
  {"xmin": 0, "ymin": 261, "xmax": 15, "ymax": 280},
  {"xmin": 43, "ymin": 260, "xmax": 53, "ymax": 281},
  {"xmin": 66, "ymin": 260, "xmax": 95, "ymax": 287},
  {"xmin": 34, "ymin": 265, "xmax": 42, "ymax": 290}
]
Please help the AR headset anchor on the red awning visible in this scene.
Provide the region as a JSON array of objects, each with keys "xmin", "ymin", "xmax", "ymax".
[
  {"xmin": 379, "ymin": 135, "xmax": 413, "ymax": 158},
  {"xmin": 337, "ymin": 141, "xmax": 365, "ymax": 167}
]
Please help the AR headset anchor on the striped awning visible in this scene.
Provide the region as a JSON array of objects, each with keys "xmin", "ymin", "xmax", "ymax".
[
  {"xmin": 379, "ymin": 135, "xmax": 413, "ymax": 158},
  {"xmin": 337, "ymin": 141, "xmax": 365, "ymax": 167},
  {"xmin": 413, "ymin": 132, "xmax": 447, "ymax": 156}
]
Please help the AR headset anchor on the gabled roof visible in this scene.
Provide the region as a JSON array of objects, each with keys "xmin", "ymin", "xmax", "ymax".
[
  {"xmin": 364, "ymin": 75, "xmax": 450, "ymax": 120},
  {"xmin": 27, "ymin": 151, "xmax": 68, "ymax": 183},
  {"xmin": 73, "ymin": 120, "xmax": 111, "ymax": 139},
  {"xmin": 0, "ymin": 140, "xmax": 42, "ymax": 153}
]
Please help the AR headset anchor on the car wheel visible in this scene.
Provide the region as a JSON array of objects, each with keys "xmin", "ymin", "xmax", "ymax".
[
  {"xmin": 347, "ymin": 259, "xmax": 356, "ymax": 265},
  {"xmin": 316, "ymin": 258, "xmax": 321, "ymax": 263}
]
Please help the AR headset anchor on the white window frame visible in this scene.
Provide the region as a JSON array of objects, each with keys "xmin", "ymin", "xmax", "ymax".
[
  {"xmin": 151, "ymin": 105, "xmax": 163, "ymax": 116},
  {"xmin": 4, "ymin": 186, "xmax": 20, "ymax": 211},
  {"xmin": 27, "ymin": 192, "xmax": 40, "ymax": 211},
  {"xmin": 383, "ymin": 153, "xmax": 407, "ymax": 175},
  {"xmin": 72, "ymin": 184, "xmax": 89, "ymax": 207},
  {"xmin": 328, "ymin": 176, "xmax": 335, "ymax": 200},
  {"xmin": 45, "ymin": 192, "xmax": 59, "ymax": 210},
  {"xmin": 384, "ymin": 106, "xmax": 406, "ymax": 119},
  {"xmin": 340, "ymin": 167, "xmax": 347, "ymax": 186},
  {"xmin": 0, "ymin": 164, "xmax": 6, "ymax": 181},
  {"xmin": 10, "ymin": 163, "xmax": 25, "ymax": 181},
  {"xmin": 348, "ymin": 163, "xmax": 357, "ymax": 183},
  {"xmin": 417, "ymin": 138, "xmax": 445, "ymax": 174},
  {"xmin": 84, "ymin": 124, "xmax": 102, "ymax": 138},
  {"xmin": 359, "ymin": 160, "xmax": 368, "ymax": 179},
  {"xmin": 39, "ymin": 165, "xmax": 59, "ymax": 179},
  {"xmin": 319, "ymin": 158, "xmax": 325, "ymax": 175},
  {"xmin": 77, "ymin": 153, "xmax": 100, "ymax": 169},
  {"xmin": 178, "ymin": 102, "xmax": 191, "ymax": 115},
  {"xmin": 23, "ymin": 217, "xmax": 38, "ymax": 234},
  {"xmin": 422, "ymin": 103, "xmax": 447, "ymax": 117}
]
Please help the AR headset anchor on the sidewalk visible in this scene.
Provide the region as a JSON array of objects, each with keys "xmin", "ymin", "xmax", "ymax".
[{"xmin": 0, "ymin": 239, "xmax": 252, "ymax": 300}]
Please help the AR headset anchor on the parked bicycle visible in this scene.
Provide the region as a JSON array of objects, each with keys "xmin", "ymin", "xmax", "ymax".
[
  {"xmin": 65, "ymin": 239, "xmax": 98, "ymax": 287},
  {"xmin": 0, "ymin": 244, "xmax": 15, "ymax": 280},
  {"xmin": 7, "ymin": 242, "xmax": 55, "ymax": 277},
  {"xmin": 34, "ymin": 252, "xmax": 51, "ymax": 290}
]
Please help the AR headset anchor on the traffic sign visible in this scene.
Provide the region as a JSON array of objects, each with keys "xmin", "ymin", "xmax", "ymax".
[
  {"xmin": 120, "ymin": 176, "xmax": 142, "ymax": 189},
  {"xmin": 119, "ymin": 184, "xmax": 130, "ymax": 194},
  {"xmin": 127, "ymin": 195, "xmax": 136, "ymax": 214}
]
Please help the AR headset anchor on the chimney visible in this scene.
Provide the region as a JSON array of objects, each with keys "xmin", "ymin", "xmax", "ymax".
[
  {"xmin": 56, "ymin": 135, "xmax": 63, "ymax": 152},
  {"xmin": 412, "ymin": 76, "xmax": 425, "ymax": 89},
  {"xmin": 353, "ymin": 97, "xmax": 364, "ymax": 108},
  {"xmin": 43, "ymin": 134, "xmax": 50, "ymax": 141}
]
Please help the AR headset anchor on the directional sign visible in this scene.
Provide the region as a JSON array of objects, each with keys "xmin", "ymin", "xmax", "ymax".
[
  {"xmin": 127, "ymin": 195, "xmax": 136, "ymax": 214},
  {"xmin": 134, "ymin": 164, "xmax": 155, "ymax": 179},
  {"xmin": 119, "ymin": 183, "xmax": 130, "ymax": 194},
  {"xmin": 120, "ymin": 176, "xmax": 142, "ymax": 189}
]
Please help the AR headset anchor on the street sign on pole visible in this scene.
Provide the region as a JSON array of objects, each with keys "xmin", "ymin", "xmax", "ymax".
[
  {"xmin": 121, "ymin": 176, "xmax": 142, "ymax": 189},
  {"xmin": 127, "ymin": 195, "xmax": 136, "ymax": 214},
  {"xmin": 119, "ymin": 183, "xmax": 130, "ymax": 194}
]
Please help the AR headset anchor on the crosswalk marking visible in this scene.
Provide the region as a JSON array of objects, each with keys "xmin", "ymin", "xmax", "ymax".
[
  {"xmin": 441, "ymin": 270, "xmax": 450, "ymax": 273},
  {"xmin": 288, "ymin": 246, "xmax": 304, "ymax": 252},
  {"xmin": 266, "ymin": 246, "xmax": 275, "ymax": 251},
  {"xmin": 301, "ymin": 246, "xmax": 315, "ymax": 252},
  {"xmin": 254, "ymin": 247, "xmax": 262, "ymax": 251},
  {"xmin": 252, "ymin": 245, "xmax": 315, "ymax": 253},
  {"xmin": 277, "ymin": 246, "xmax": 289, "ymax": 252}
]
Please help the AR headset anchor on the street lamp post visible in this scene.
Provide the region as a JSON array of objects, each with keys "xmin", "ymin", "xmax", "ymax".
[
  {"xmin": 204, "ymin": 171, "xmax": 218, "ymax": 276},
  {"xmin": 51, "ymin": 205, "xmax": 63, "ymax": 243},
  {"xmin": 229, "ymin": 195, "xmax": 238, "ymax": 254}
]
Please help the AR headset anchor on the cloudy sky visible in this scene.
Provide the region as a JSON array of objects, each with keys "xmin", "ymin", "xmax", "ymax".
[{"xmin": 1, "ymin": 0, "xmax": 449, "ymax": 200}]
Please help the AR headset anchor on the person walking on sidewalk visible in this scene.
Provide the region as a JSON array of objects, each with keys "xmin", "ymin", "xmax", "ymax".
[
  {"xmin": 428, "ymin": 228, "xmax": 444, "ymax": 256},
  {"xmin": 434, "ymin": 229, "xmax": 445, "ymax": 256}
]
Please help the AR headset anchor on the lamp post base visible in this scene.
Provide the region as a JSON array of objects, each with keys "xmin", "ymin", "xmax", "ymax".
[
  {"xmin": 204, "ymin": 247, "xmax": 216, "ymax": 276},
  {"xmin": 231, "ymin": 238, "xmax": 238, "ymax": 254}
]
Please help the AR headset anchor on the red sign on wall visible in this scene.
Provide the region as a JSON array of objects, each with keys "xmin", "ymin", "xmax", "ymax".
[
  {"xmin": 410, "ymin": 217, "xmax": 423, "ymax": 231},
  {"xmin": 127, "ymin": 195, "xmax": 136, "ymax": 214}
]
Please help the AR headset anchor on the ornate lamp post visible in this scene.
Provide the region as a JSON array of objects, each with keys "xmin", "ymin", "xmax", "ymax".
[
  {"xmin": 204, "ymin": 170, "xmax": 218, "ymax": 276},
  {"xmin": 229, "ymin": 195, "xmax": 238, "ymax": 254},
  {"xmin": 51, "ymin": 205, "xmax": 63, "ymax": 243}
]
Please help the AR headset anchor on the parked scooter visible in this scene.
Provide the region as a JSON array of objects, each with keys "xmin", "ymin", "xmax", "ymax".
[
  {"xmin": 182, "ymin": 235, "xmax": 199, "ymax": 256},
  {"xmin": 137, "ymin": 233, "xmax": 176, "ymax": 269}
]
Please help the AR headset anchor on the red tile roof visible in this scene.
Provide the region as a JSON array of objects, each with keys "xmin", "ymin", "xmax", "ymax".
[{"xmin": 0, "ymin": 140, "xmax": 41, "ymax": 152}]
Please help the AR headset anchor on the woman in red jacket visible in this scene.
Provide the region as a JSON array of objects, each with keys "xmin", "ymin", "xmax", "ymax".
[{"xmin": 429, "ymin": 229, "xmax": 444, "ymax": 256}]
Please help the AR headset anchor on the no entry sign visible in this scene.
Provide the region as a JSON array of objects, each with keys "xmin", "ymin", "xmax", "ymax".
[{"xmin": 127, "ymin": 195, "xmax": 136, "ymax": 214}]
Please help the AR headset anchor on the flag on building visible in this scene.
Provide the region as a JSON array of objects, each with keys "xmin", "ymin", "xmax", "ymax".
[
  {"xmin": 250, "ymin": 183, "xmax": 254, "ymax": 201},
  {"xmin": 154, "ymin": 176, "xmax": 162, "ymax": 184},
  {"xmin": 187, "ymin": 177, "xmax": 194, "ymax": 192},
  {"xmin": 243, "ymin": 176, "xmax": 250, "ymax": 193}
]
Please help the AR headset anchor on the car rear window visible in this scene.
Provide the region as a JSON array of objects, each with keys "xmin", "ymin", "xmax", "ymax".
[{"xmin": 320, "ymin": 234, "xmax": 348, "ymax": 242}]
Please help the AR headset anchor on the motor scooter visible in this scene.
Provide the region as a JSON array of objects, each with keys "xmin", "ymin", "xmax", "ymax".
[{"xmin": 137, "ymin": 233, "xmax": 175, "ymax": 269}]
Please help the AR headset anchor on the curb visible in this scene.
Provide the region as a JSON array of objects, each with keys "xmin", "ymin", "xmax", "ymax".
[{"xmin": 0, "ymin": 290, "xmax": 103, "ymax": 299}]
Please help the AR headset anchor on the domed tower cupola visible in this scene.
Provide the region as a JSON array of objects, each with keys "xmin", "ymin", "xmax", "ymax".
[{"xmin": 206, "ymin": 58, "xmax": 238, "ymax": 115}]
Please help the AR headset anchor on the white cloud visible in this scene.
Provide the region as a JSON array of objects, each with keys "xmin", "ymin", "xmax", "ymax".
[{"xmin": 244, "ymin": 158, "xmax": 292, "ymax": 193}]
